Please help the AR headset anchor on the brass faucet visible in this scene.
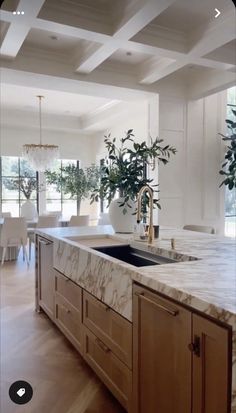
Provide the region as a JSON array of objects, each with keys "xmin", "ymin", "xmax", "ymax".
[{"xmin": 137, "ymin": 185, "xmax": 154, "ymax": 244}]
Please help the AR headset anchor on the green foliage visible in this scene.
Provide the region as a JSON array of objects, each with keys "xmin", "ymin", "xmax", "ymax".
[
  {"xmin": 219, "ymin": 108, "xmax": 236, "ymax": 190},
  {"xmin": 45, "ymin": 163, "xmax": 100, "ymax": 202},
  {"xmin": 90, "ymin": 130, "xmax": 177, "ymax": 213},
  {"xmin": 3, "ymin": 159, "xmax": 37, "ymax": 200}
]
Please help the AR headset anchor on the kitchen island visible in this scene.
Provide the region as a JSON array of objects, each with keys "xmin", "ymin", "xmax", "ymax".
[{"xmin": 35, "ymin": 225, "xmax": 236, "ymax": 413}]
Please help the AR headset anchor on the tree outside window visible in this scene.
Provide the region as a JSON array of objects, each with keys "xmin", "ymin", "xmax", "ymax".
[{"xmin": 1, "ymin": 157, "xmax": 38, "ymax": 216}]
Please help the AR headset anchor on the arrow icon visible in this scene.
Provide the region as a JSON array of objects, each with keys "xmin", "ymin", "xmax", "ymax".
[{"xmin": 215, "ymin": 8, "xmax": 221, "ymax": 18}]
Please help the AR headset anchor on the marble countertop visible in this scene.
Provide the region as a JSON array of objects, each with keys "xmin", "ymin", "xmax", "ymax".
[
  {"xmin": 36, "ymin": 225, "xmax": 236, "ymax": 322},
  {"xmin": 36, "ymin": 225, "xmax": 236, "ymax": 411}
]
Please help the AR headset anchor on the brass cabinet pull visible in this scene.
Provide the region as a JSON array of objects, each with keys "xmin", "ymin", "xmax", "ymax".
[
  {"xmin": 95, "ymin": 337, "xmax": 110, "ymax": 353},
  {"xmin": 188, "ymin": 335, "xmax": 201, "ymax": 357},
  {"xmin": 61, "ymin": 304, "xmax": 71, "ymax": 314},
  {"xmin": 135, "ymin": 292, "xmax": 179, "ymax": 317},
  {"xmin": 97, "ymin": 300, "xmax": 110, "ymax": 312}
]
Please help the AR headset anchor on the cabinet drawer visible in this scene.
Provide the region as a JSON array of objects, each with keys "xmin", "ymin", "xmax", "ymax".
[
  {"xmin": 83, "ymin": 325, "xmax": 132, "ymax": 411},
  {"xmin": 55, "ymin": 293, "xmax": 82, "ymax": 353},
  {"xmin": 55, "ymin": 270, "xmax": 82, "ymax": 311},
  {"xmin": 83, "ymin": 291, "xmax": 132, "ymax": 368}
]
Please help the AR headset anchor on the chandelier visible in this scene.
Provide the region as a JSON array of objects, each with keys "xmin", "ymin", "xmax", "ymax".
[{"xmin": 22, "ymin": 96, "xmax": 59, "ymax": 172}]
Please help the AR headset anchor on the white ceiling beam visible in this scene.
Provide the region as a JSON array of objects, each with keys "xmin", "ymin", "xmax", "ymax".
[
  {"xmin": 188, "ymin": 10, "xmax": 236, "ymax": 58},
  {"xmin": 0, "ymin": 9, "xmax": 111, "ymax": 44},
  {"xmin": 191, "ymin": 57, "xmax": 235, "ymax": 72},
  {"xmin": 0, "ymin": 0, "xmax": 45, "ymax": 58},
  {"xmin": 139, "ymin": 59, "xmax": 188, "ymax": 84},
  {"xmin": 1, "ymin": 3, "xmax": 235, "ymax": 89},
  {"xmin": 75, "ymin": 0, "xmax": 177, "ymax": 73},
  {"xmin": 80, "ymin": 101, "xmax": 123, "ymax": 130},
  {"xmin": 75, "ymin": 43, "xmax": 121, "ymax": 74},
  {"xmin": 188, "ymin": 69, "xmax": 236, "ymax": 100},
  {"xmin": 138, "ymin": 56, "xmax": 176, "ymax": 84},
  {"xmin": 138, "ymin": 9, "xmax": 236, "ymax": 85},
  {"xmin": 1, "ymin": 67, "xmax": 155, "ymax": 102},
  {"xmin": 113, "ymin": 0, "xmax": 177, "ymax": 40},
  {"xmin": 0, "ymin": 8, "xmax": 185, "ymax": 61}
]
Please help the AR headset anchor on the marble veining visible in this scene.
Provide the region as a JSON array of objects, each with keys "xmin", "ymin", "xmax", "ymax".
[{"xmin": 36, "ymin": 225, "xmax": 236, "ymax": 411}]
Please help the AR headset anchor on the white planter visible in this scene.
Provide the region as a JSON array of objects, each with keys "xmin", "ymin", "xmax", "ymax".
[
  {"xmin": 21, "ymin": 200, "xmax": 38, "ymax": 221},
  {"xmin": 109, "ymin": 197, "xmax": 136, "ymax": 233}
]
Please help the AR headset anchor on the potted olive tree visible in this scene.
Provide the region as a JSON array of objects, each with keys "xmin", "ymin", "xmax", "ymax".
[
  {"xmin": 91, "ymin": 130, "xmax": 177, "ymax": 233},
  {"xmin": 45, "ymin": 163, "xmax": 100, "ymax": 214}
]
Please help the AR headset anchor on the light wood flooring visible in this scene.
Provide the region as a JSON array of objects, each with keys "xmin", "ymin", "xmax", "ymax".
[{"xmin": 0, "ymin": 251, "xmax": 125, "ymax": 413}]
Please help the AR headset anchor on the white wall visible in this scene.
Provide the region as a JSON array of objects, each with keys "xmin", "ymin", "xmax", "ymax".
[
  {"xmin": 0, "ymin": 124, "xmax": 93, "ymax": 166},
  {"xmin": 185, "ymin": 92, "xmax": 226, "ymax": 234},
  {"xmin": 158, "ymin": 96, "xmax": 187, "ymax": 228},
  {"xmin": 158, "ymin": 91, "xmax": 226, "ymax": 234},
  {"xmin": 92, "ymin": 101, "xmax": 150, "ymax": 161}
]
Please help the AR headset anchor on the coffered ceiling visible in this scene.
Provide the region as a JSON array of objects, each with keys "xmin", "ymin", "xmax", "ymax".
[{"xmin": 0, "ymin": 0, "xmax": 235, "ymax": 131}]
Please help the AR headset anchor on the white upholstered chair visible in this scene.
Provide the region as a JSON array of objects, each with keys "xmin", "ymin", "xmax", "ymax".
[
  {"xmin": 29, "ymin": 215, "xmax": 59, "ymax": 260},
  {"xmin": 0, "ymin": 217, "xmax": 28, "ymax": 265},
  {"xmin": 43, "ymin": 210, "xmax": 61, "ymax": 218},
  {"xmin": 68, "ymin": 215, "xmax": 90, "ymax": 227},
  {"xmin": 183, "ymin": 225, "xmax": 215, "ymax": 234},
  {"xmin": 0, "ymin": 212, "xmax": 12, "ymax": 218},
  {"xmin": 37, "ymin": 215, "xmax": 59, "ymax": 228}
]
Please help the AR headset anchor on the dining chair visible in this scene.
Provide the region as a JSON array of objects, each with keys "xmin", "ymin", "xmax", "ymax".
[
  {"xmin": 68, "ymin": 215, "xmax": 90, "ymax": 227},
  {"xmin": 0, "ymin": 217, "xmax": 28, "ymax": 266},
  {"xmin": 29, "ymin": 215, "xmax": 59, "ymax": 260},
  {"xmin": 183, "ymin": 225, "xmax": 215, "ymax": 234},
  {"xmin": 43, "ymin": 210, "xmax": 61, "ymax": 218},
  {"xmin": 0, "ymin": 212, "xmax": 12, "ymax": 218}
]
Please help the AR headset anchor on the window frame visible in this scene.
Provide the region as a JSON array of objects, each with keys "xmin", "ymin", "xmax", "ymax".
[
  {"xmin": 0, "ymin": 156, "xmax": 39, "ymax": 216},
  {"xmin": 45, "ymin": 159, "xmax": 80, "ymax": 216}
]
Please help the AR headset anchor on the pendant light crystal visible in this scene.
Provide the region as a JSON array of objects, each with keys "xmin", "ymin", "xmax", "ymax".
[{"xmin": 22, "ymin": 96, "xmax": 59, "ymax": 172}]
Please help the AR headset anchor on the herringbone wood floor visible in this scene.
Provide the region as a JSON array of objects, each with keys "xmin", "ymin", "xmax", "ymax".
[{"xmin": 0, "ymin": 252, "xmax": 125, "ymax": 413}]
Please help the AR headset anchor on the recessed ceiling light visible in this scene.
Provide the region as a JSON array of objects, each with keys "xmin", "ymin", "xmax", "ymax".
[
  {"xmin": 126, "ymin": 52, "xmax": 132, "ymax": 56},
  {"xmin": 50, "ymin": 35, "xmax": 58, "ymax": 40}
]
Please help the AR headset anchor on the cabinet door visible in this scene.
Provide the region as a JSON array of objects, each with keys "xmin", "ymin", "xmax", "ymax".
[
  {"xmin": 83, "ymin": 291, "xmax": 132, "ymax": 368},
  {"xmin": 55, "ymin": 293, "xmax": 83, "ymax": 354},
  {"xmin": 133, "ymin": 284, "xmax": 192, "ymax": 413},
  {"xmin": 83, "ymin": 325, "xmax": 132, "ymax": 411},
  {"xmin": 38, "ymin": 237, "xmax": 54, "ymax": 320},
  {"xmin": 192, "ymin": 314, "xmax": 230, "ymax": 413}
]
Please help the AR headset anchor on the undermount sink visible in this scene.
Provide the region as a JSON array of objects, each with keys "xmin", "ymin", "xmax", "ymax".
[{"xmin": 92, "ymin": 244, "xmax": 178, "ymax": 267}]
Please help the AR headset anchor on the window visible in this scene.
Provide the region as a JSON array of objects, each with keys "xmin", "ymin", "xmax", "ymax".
[
  {"xmin": 0, "ymin": 157, "xmax": 38, "ymax": 217},
  {"xmin": 225, "ymin": 86, "xmax": 236, "ymax": 237},
  {"xmin": 46, "ymin": 159, "xmax": 79, "ymax": 218}
]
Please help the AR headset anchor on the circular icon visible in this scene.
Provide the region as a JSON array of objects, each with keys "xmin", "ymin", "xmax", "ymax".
[{"xmin": 9, "ymin": 381, "xmax": 33, "ymax": 405}]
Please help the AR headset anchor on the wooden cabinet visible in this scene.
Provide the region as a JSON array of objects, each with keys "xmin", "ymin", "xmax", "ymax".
[
  {"xmin": 83, "ymin": 291, "xmax": 132, "ymax": 368},
  {"xmin": 83, "ymin": 325, "xmax": 132, "ymax": 411},
  {"xmin": 133, "ymin": 284, "xmax": 231, "ymax": 413},
  {"xmin": 83, "ymin": 291, "xmax": 133, "ymax": 411},
  {"xmin": 38, "ymin": 236, "xmax": 54, "ymax": 320},
  {"xmin": 133, "ymin": 284, "xmax": 192, "ymax": 413},
  {"xmin": 54, "ymin": 270, "xmax": 83, "ymax": 354},
  {"xmin": 192, "ymin": 314, "xmax": 230, "ymax": 413}
]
